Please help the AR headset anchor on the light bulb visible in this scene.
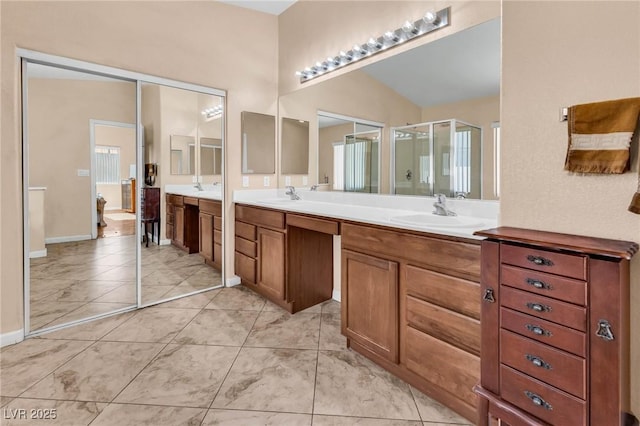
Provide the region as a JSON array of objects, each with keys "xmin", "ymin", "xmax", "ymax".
[
  {"xmin": 384, "ymin": 30, "xmax": 400, "ymax": 43},
  {"xmin": 367, "ymin": 37, "xmax": 382, "ymax": 50},
  {"xmin": 423, "ymin": 9, "xmax": 439, "ymax": 24},
  {"xmin": 402, "ymin": 20, "xmax": 418, "ymax": 35}
]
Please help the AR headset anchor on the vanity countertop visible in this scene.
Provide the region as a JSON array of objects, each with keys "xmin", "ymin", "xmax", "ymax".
[
  {"xmin": 165, "ymin": 184, "xmax": 222, "ymax": 201},
  {"xmin": 233, "ymin": 189, "xmax": 498, "ymax": 240}
]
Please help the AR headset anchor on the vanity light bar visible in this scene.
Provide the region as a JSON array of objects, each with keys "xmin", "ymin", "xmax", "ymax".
[
  {"xmin": 295, "ymin": 7, "xmax": 450, "ymax": 83},
  {"xmin": 202, "ymin": 105, "xmax": 224, "ymax": 119}
]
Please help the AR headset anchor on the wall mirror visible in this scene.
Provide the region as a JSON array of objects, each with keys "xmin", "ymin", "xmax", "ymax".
[
  {"xmin": 200, "ymin": 137, "xmax": 222, "ymax": 176},
  {"xmin": 278, "ymin": 17, "xmax": 500, "ymax": 199},
  {"xmin": 281, "ymin": 117, "xmax": 310, "ymax": 175},
  {"xmin": 241, "ymin": 111, "xmax": 275, "ymax": 174},
  {"xmin": 170, "ymin": 135, "xmax": 195, "ymax": 175}
]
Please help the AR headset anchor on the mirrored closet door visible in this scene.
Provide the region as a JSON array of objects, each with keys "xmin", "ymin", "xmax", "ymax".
[{"xmin": 24, "ymin": 61, "xmax": 138, "ymax": 333}]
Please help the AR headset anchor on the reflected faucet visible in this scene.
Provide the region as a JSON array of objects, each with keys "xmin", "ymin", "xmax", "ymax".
[
  {"xmin": 194, "ymin": 182, "xmax": 203, "ymax": 191},
  {"xmin": 285, "ymin": 186, "xmax": 300, "ymax": 200},
  {"xmin": 310, "ymin": 184, "xmax": 318, "ymax": 191},
  {"xmin": 433, "ymin": 194, "xmax": 456, "ymax": 216}
]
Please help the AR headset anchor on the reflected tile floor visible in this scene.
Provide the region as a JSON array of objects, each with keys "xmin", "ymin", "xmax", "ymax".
[
  {"xmin": 2, "ymin": 287, "xmax": 472, "ymax": 426},
  {"xmin": 28, "ymin": 236, "xmax": 222, "ymax": 332}
]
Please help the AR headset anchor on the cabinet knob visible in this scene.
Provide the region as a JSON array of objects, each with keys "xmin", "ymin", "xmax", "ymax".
[
  {"xmin": 526, "ymin": 278, "xmax": 552, "ymax": 290},
  {"xmin": 526, "ymin": 302, "xmax": 551, "ymax": 313},
  {"xmin": 525, "ymin": 354, "xmax": 552, "ymax": 370},
  {"xmin": 525, "ymin": 391, "xmax": 553, "ymax": 410},
  {"xmin": 527, "ymin": 255, "xmax": 554, "ymax": 267},
  {"xmin": 526, "ymin": 324, "xmax": 552, "ymax": 337}
]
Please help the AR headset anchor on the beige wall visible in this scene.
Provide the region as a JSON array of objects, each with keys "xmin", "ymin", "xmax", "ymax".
[
  {"xmin": 27, "ymin": 78, "xmax": 135, "ymax": 239},
  {"xmin": 1, "ymin": 1, "xmax": 279, "ymax": 335},
  {"xmin": 96, "ymin": 124, "xmax": 136, "ymax": 211},
  {"xmin": 502, "ymin": 1, "xmax": 640, "ymax": 415},
  {"xmin": 422, "ymin": 95, "xmax": 500, "ymax": 199}
]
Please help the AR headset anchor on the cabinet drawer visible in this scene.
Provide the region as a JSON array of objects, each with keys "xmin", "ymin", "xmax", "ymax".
[
  {"xmin": 500, "ymin": 365, "xmax": 586, "ymax": 426},
  {"xmin": 235, "ymin": 251, "xmax": 256, "ymax": 284},
  {"xmin": 501, "ymin": 286, "xmax": 587, "ymax": 332},
  {"xmin": 199, "ymin": 199, "xmax": 222, "ymax": 216},
  {"xmin": 501, "ymin": 244, "xmax": 586, "ymax": 280},
  {"xmin": 184, "ymin": 196, "xmax": 199, "ymax": 206},
  {"xmin": 235, "ymin": 236, "xmax": 256, "ymax": 258},
  {"xmin": 500, "ymin": 329, "xmax": 586, "ymax": 399},
  {"xmin": 405, "ymin": 265, "xmax": 480, "ymax": 320},
  {"xmin": 214, "ymin": 216, "xmax": 222, "ymax": 231},
  {"xmin": 214, "ymin": 230, "xmax": 222, "ymax": 245},
  {"xmin": 235, "ymin": 221, "xmax": 256, "ymax": 241},
  {"xmin": 500, "ymin": 308, "xmax": 586, "ymax": 357},
  {"xmin": 501, "ymin": 265, "xmax": 586, "ymax": 306},
  {"xmin": 406, "ymin": 327, "xmax": 479, "ymax": 407},
  {"xmin": 236, "ymin": 204, "xmax": 285, "ymax": 230},
  {"xmin": 167, "ymin": 194, "xmax": 184, "ymax": 206},
  {"xmin": 287, "ymin": 213, "xmax": 339, "ymax": 235},
  {"xmin": 406, "ymin": 296, "xmax": 480, "ymax": 355}
]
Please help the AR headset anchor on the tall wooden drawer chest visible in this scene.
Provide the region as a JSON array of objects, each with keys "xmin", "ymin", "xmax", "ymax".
[{"xmin": 473, "ymin": 227, "xmax": 638, "ymax": 426}]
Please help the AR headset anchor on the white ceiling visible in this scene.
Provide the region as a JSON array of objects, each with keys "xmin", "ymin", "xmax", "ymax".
[
  {"xmin": 361, "ymin": 18, "xmax": 500, "ymax": 108},
  {"xmin": 217, "ymin": 0, "xmax": 296, "ymax": 15}
]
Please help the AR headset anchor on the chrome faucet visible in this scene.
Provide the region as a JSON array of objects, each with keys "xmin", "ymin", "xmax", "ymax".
[
  {"xmin": 194, "ymin": 182, "xmax": 203, "ymax": 191},
  {"xmin": 285, "ymin": 186, "xmax": 300, "ymax": 200},
  {"xmin": 433, "ymin": 193, "xmax": 456, "ymax": 216},
  {"xmin": 310, "ymin": 184, "xmax": 318, "ymax": 191}
]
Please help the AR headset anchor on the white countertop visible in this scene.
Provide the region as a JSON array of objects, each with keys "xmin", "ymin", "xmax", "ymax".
[
  {"xmin": 233, "ymin": 189, "xmax": 498, "ymax": 240},
  {"xmin": 165, "ymin": 184, "xmax": 222, "ymax": 200}
]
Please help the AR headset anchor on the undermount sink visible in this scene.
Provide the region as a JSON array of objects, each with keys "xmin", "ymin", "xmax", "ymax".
[
  {"xmin": 257, "ymin": 198, "xmax": 302, "ymax": 206},
  {"xmin": 390, "ymin": 213, "xmax": 486, "ymax": 229}
]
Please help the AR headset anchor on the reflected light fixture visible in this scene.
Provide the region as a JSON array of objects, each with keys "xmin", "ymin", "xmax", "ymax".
[
  {"xmin": 295, "ymin": 6, "xmax": 450, "ymax": 83},
  {"xmin": 202, "ymin": 105, "xmax": 223, "ymax": 119}
]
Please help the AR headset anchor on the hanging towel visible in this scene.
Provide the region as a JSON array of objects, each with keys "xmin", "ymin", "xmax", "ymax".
[{"xmin": 564, "ymin": 97, "xmax": 640, "ymax": 174}]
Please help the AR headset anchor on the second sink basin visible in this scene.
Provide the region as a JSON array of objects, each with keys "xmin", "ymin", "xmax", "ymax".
[
  {"xmin": 390, "ymin": 213, "xmax": 486, "ymax": 229},
  {"xmin": 257, "ymin": 198, "xmax": 302, "ymax": 206}
]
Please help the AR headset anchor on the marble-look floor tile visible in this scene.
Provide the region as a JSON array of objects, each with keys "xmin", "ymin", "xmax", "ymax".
[
  {"xmin": 29, "ymin": 279, "xmax": 80, "ymax": 301},
  {"xmin": 312, "ymin": 415, "xmax": 422, "ymax": 425},
  {"xmin": 91, "ymin": 403, "xmax": 206, "ymax": 426},
  {"xmin": 212, "ymin": 347, "xmax": 316, "ymax": 413},
  {"xmin": 53, "ymin": 264, "xmax": 120, "ymax": 281},
  {"xmin": 142, "ymin": 269, "xmax": 185, "ymax": 287},
  {"xmin": 314, "ymin": 350, "xmax": 420, "ymax": 420},
  {"xmin": 46, "ymin": 281, "xmax": 122, "ymax": 302},
  {"xmin": 29, "ymin": 301, "xmax": 86, "ymax": 331},
  {"xmin": 102, "ymin": 308, "xmax": 199, "ymax": 343},
  {"xmin": 21, "ymin": 341, "xmax": 164, "ymax": 402},
  {"xmin": 0, "ymin": 396, "xmax": 13, "ymax": 407},
  {"xmin": 205, "ymin": 286, "xmax": 266, "ymax": 311},
  {"xmin": 174, "ymin": 309, "xmax": 258, "ymax": 346},
  {"xmin": 45, "ymin": 302, "xmax": 133, "ymax": 329},
  {"xmin": 36, "ymin": 311, "xmax": 136, "ymax": 341},
  {"xmin": 115, "ymin": 344, "xmax": 239, "ymax": 407},
  {"xmin": 321, "ymin": 299, "xmax": 341, "ymax": 314},
  {"xmin": 141, "ymin": 285, "xmax": 178, "ymax": 304},
  {"xmin": 0, "ymin": 339, "xmax": 92, "ymax": 397},
  {"xmin": 261, "ymin": 300, "xmax": 322, "ymax": 313},
  {"xmin": 1, "ymin": 398, "xmax": 106, "ymax": 425},
  {"xmin": 410, "ymin": 386, "xmax": 472, "ymax": 425},
  {"xmin": 86, "ymin": 282, "xmax": 136, "ymax": 303},
  {"xmin": 91, "ymin": 266, "xmax": 140, "ymax": 282},
  {"xmin": 203, "ymin": 409, "xmax": 312, "ymax": 425},
  {"xmin": 245, "ymin": 311, "xmax": 320, "ymax": 349},
  {"xmin": 155, "ymin": 288, "xmax": 221, "ymax": 309},
  {"xmin": 319, "ymin": 313, "xmax": 346, "ymax": 351}
]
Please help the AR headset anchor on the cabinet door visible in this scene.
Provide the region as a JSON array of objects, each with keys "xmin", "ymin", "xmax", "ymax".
[
  {"xmin": 199, "ymin": 212, "xmax": 214, "ymax": 261},
  {"xmin": 257, "ymin": 227, "xmax": 285, "ymax": 301},
  {"xmin": 174, "ymin": 206, "xmax": 185, "ymax": 246},
  {"xmin": 342, "ymin": 249, "xmax": 399, "ymax": 363}
]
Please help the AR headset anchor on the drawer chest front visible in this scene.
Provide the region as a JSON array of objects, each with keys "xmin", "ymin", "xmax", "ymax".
[{"xmin": 474, "ymin": 227, "xmax": 637, "ymax": 426}]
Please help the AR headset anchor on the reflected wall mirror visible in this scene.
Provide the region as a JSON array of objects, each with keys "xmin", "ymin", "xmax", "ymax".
[
  {"xmin": 22, "ymin": 51, "xmax": 226, "ymax": 336},
  {"xmin": 281, "ymin": 117, "xmax": 310, "ymax": 175},
  {"xmin": 278, "ymin": 17, "xmax": 500, "ymax": 199},
  {"xmin": 241, "ymin": 111, "xmax": 275, "ymax": 174}
]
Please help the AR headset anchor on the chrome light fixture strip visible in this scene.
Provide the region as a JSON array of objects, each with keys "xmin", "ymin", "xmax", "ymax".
[{"xmin": 296, "ymin": 7, "xmax": 450, "ymax": 83}]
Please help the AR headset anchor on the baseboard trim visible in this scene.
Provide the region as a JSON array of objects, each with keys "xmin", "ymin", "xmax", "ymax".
[
  {"xmin": 226, "ymin": 275, "xmax": 241, "ymax": 287},
  {"xmin": 332, "ymin": 289, "xmax": 341, "ymax": 303},
  {"xmin": 159, "ymin": 239, "xmax": 171, "ymax": 246},
  {"xmin": 29, "ymin": 249, "xmax": 47, "ymax": 258},
  {"xmin": 1, "ymin": 329, "xmax": 24, "ymax": 348},
  {"xmin": 45, "ymin": 234, "xmax": 92, "ymax": 244}
]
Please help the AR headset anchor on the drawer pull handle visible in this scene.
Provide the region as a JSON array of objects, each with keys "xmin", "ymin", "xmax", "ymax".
[
  {"xmin": 483, "ymin": 288, "xmax": 496, "ymax": 303},
  {"xmin": 526, "ymin": 278, "xmax": 552, "ymax": 290},
  {"xmin": 525, "ymin": 391, "xmax": 553, "ymax": 410},
  {"xmin": 526, "ymin": 302, "xmax": 552, "ymax": 313},
  {"xmin": 527, "ymin": 255, "xmax": 554, "ymax": 267},
  {"xmin": 596, "ymin": 319, "xmax": 615, "ymax": 341},
  {"xmin": 526, "ymin": 324, "xmax": 552, "ymax": 337},
  {"xmin": 525, "ymin": 354, "xmax": 552, "ymax": 370}
]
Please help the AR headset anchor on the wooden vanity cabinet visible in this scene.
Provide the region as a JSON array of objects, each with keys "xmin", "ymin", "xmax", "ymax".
[
  {"xmin": 341, "ymin": 222, "xmax": 482, "ymax": 423},
  {"xmin": 165, "ymin": 194, "xmax": 198, "ymax": 253},
  {"xmin": 474, "ymin": 227, "xmax": 638, "ymax": 426},
  {"xmin": 199, "ymin": 199, "xmax": 222, "ymax": 270}
]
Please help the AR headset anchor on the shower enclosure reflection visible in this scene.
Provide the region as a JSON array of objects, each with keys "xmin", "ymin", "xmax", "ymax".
[{"xmin": 393, "ymin": 119, "xmax": 482, "ymax": 198}]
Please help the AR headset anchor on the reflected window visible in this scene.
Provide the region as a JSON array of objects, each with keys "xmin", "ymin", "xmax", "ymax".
[
  {"xmin": 345, "ymin": 138, "xmax": 367, "ymax": 191},
  {"xmin": 96, "ymin": 146, "xmax": 121, "ymax": 184},
  {"xmin": 453, "ymin": 130, "xmax": 471, "ymax": 195},
  {"xmin": 332, "ymin": 142, "xmax": 344, "ymax": 191},
  {"xmin": 493, "ymin": 123, "xmax": 501, "ymax": 198}
]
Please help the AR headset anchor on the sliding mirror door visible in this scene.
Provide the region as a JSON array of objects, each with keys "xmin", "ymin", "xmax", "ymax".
[
  {"xmin": 24, "ymin": 61, "xmax": 138, "ymax": 333},
  {"xmin": 139, "ymin": 83, "xmax": 225, "ymax": 306}
]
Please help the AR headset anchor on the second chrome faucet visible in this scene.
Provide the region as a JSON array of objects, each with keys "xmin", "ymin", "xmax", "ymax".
[{"xmin": 433, "ymin": 194, "xmax": 456, "ymax": 216}]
